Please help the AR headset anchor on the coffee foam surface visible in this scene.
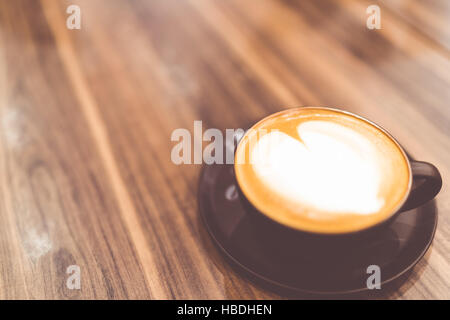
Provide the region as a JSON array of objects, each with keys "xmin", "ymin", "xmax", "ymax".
[
  {"xmin": 251, "ymin": 121, "xmax": 384, "ymax": 215},
  {"xmin": 234, "ymin": 108, "xmax": 411, "ymax": 234}
]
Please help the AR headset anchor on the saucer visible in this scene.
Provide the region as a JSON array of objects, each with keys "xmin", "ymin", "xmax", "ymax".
[{"xmin": 198, "ymin": 162, "xmax": 438, "ymax": 296}]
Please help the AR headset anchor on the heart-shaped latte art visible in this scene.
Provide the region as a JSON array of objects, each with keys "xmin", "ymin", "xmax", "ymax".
[{"xmin": 250, "ymin": 120, "xmax": 385, "ymax": 216}]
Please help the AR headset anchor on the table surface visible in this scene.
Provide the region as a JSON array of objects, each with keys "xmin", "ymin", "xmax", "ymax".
[{"xmin": 0, "ymin": 0, "xmax": 449, "ymax": 299}]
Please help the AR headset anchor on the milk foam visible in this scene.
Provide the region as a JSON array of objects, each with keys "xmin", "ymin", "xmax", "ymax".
[{"xmin": 250, "ymin": 120, "xmax": 385, "ymax": 216}]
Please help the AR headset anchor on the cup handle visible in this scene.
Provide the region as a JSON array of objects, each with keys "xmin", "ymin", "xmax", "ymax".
[{"xmin": 400, "ymin": 161, "xmax": 442, "ymax": 212}]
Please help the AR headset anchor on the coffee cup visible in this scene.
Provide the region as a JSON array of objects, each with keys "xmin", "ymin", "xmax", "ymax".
[{"xmin": 233, "ymin": 107, "xmax": 442, "ymax": 243}]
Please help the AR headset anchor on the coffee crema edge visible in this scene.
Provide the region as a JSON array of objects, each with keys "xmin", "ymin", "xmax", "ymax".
[{"xmin": 234, "ymin": 107, "xmax": 412, "ymax": 234}]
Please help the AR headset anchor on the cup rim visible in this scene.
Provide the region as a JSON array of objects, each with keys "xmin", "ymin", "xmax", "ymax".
[{"xmin": 234, "ymin": 106, "xmax": 413, "ymax": 235}]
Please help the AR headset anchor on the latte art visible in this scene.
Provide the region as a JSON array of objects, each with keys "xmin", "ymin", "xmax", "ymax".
[
  {"xmin": 235, "ymin": 108, "xmax": 411, "ymax": 234},
  {"xmin": 252, "ymin": 121, "xmax": 384, "ymax": 215}
]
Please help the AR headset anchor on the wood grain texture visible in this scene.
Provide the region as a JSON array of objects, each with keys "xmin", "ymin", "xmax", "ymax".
[{"xmin": 0, "ymin": 0, "xmax": 448, "ymax": 299}]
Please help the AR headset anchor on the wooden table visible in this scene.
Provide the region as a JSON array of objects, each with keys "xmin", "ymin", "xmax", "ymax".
[{"xmin": 0, "ymin": 0, "xmax": 448, "ymax": 299}]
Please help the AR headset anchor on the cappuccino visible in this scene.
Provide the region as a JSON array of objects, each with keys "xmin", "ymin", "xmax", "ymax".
[{"xmin": 234, "ymin": 108, "xmax": 410, "ymax": 234}]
